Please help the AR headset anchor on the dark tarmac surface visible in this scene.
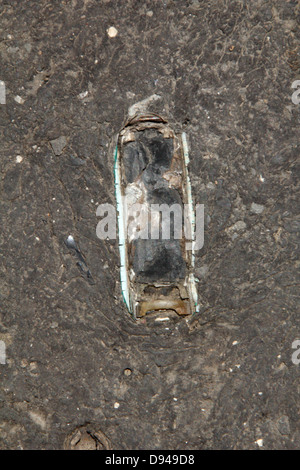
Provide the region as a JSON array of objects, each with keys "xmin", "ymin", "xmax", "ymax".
[{"xmin": 0, "ymin": 0, "xmax": 299, "ymax": 450}]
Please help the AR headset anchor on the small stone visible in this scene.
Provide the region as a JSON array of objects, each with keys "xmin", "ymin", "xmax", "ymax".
[
  {"xmin": 14, "ymin": 95, "xmax": 25, "ymax": 105},
  {"xmin": 29, "ymin": 361, "xmax": 38, "ymax": 371},
  {"xmin": 250, "ymin": 202, "xmax": 265, "ymax": 214},
  {"xmin": 107, "ymin": 26, "xmax": 118, "ymax": 38},
  {"xmin": 255, "ymin": 438, "xmax": 263, "ymax": 447},
  {"xmin": 124, "ymin": 368, "xmax": 132, "ymax": 376},
  {"xmin": 78, "ymin": 90, "xmax": 88, "ymax": 100},
  {"xmin": 228, "ymin": 220, "xmax": 246, "ymax": 232},
  {"xmin": 16, "ymin": 155, "xmax": 23, "ymax": 163},
  {"xmin": 20, "ymin": 359, "xmax": 28, "ymax": 368},
  {"xmin": 50, "ymin": 136, "xmax": 67, "ymax": 156},
  {"xmin": 190, "ymin": 0, "xmax": 201, "ymax": 9},
  {"xmin": 155, "ymin": 316, "xmax": 170, "ymax": 322},
  {"xmin": 114, "ymin": 402, "xmax": 120, "ymax": 409},
  {"xmin": 126, "ymin": 91, "xmax": 135, "ymax": 99},
  {"xmin": 28, "ymin": 410, "xmax": 47, "ymax": 430}
]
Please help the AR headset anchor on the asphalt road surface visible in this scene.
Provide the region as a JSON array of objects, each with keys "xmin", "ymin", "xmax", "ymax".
[{"xmin": 0, "ymin": 0, "xmax": 299, "ymax": 450}]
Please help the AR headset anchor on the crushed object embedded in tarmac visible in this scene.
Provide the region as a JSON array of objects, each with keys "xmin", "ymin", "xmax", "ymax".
[{"xmin": 114, "ymin": 113, "xmax": 199, "ymax": 320}]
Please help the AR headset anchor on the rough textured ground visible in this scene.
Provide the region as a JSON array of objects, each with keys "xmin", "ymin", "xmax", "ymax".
[{"xmin": 0, "ymin": 0, "xmax": 299, "ymax": 450}]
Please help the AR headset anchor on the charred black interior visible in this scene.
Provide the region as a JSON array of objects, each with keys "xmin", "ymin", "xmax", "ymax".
[
  {"xmin": 123, "ymin": 129, "xmax": 186, "ymax": 283},
  {"xmin": 123, "ymin": 131, "xmax": 173, "ymax": 184},
  {"xmin": 132, "ymin": 239, "xmax": 186, "ymax": 282}
]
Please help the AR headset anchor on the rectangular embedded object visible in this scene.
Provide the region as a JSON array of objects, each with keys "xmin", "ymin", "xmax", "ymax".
[{"xmin": 114, "ymin": 113, "xmax": 198, "ymax": 319}]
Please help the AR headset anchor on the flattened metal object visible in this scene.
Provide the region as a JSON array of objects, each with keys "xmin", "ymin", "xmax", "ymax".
[{"xmin": 114, "ymin": 113, "xmax": 199, "ymax": 320}]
